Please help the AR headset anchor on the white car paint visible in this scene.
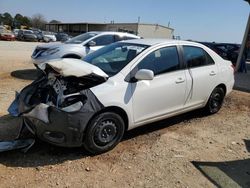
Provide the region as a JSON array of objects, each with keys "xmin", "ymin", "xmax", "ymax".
[
  {"xmin": 43, "ymin": 34, "xmax": 57, "ymax": 42},
  {"xmin": 39, "ymin": 39, "xmax": 234, "ymax": 131},
  {"xmin": 88, "ymin": 39, "xmax": 234, "ymax": 130},
  {"xmin": 38, "ymin": 58, "xmax": 108, "ymax": 78}
]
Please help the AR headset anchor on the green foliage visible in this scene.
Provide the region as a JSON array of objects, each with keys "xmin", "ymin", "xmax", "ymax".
[
  {"xmin": 1, "ymin": 12, "xmax": 13, "ymax": 26},
  {"xmin": 0, "ymin": 12, "xmax": 50, "ymax": 29}
]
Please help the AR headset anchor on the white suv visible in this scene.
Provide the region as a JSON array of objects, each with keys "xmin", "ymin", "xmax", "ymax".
[
  {"xmin": 9, "ymin": 39, "xmax": 234, "ymax": 154},
  {"xmin": 31, "ymin": 31, "xmax": 140, "ymax": 66}
]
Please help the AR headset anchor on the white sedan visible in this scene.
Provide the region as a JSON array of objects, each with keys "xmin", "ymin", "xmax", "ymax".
[{"xmin": 9, "ymin": 39, "xmax": 234, "ymax": 154}]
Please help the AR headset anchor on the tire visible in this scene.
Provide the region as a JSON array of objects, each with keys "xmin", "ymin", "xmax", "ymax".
[
  {"xmin": 83, "ymin": 112, "xmax": 125, "ymax": 154},
  {"xmin": 204, "ymin": 87, "xmax": 225, "ymax": 114}
]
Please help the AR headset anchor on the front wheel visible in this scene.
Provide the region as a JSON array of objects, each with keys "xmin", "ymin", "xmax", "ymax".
[
  {"xmin": 83, "ymin": 112, "xmax": 125, "ymax": 154},
  {"xmin": 204, "ymin": 87, "xmax": 225, "ymax": 114}
]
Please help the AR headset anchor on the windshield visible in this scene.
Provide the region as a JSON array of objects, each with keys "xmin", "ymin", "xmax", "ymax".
[
  {"xmin": 65, "ymin": 33, "xmax": 97, "ymax": 44},
  {"xmin": 84, "ymin": 42, "xmax": 149, "ymax": 76}
]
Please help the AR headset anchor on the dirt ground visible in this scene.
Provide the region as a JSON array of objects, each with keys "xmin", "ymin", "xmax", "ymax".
[{"xmin": 0, "ymin": 41, "xmax": 249, "ymax": 188}]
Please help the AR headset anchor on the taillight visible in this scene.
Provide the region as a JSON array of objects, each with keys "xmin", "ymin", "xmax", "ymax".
[{"xmin": 231, "ymin": 64, "xmax": 236, "ymax": 73}]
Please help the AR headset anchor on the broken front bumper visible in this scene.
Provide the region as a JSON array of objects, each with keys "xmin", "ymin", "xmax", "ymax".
[
  {"xmin": 8, "ymin": 81, "xmax": 104, "ymax": 148},
  {"xmin": 23, "ymin": 105, "xmax": 94, "ymax": 147}
]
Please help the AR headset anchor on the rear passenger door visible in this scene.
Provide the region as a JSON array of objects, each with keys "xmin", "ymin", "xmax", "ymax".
[{"xmin": 182, "ymin": 46, "xmax": 218, "ymax": 107}]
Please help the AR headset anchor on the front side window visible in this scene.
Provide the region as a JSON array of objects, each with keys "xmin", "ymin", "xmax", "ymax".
[
  {"xmin": 65, "ymin": 33, "xmax": 97, "ymax": 44},
  {"xmin": 183, "ymin": 46, "xmax": 215, "ymax": 68},
  {"xmin": 137, "ymin": 46, "xmax": 180, "ymax": 75},
  {"xmin": 93, "ymin": 35, "xmax": 115, "ymax": 46},
  {"xmin": 84, "ymin": 42, "xmax": 148, "ymax": 76}
]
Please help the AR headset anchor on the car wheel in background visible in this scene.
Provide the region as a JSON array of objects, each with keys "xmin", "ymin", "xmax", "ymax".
[
  {"xmin": 204, "ymin": 87, "xmax": 225, "ymax": 114},
  {"xmin": 83, "ymin": 112, "xmax": 125, "ymax": 154}
]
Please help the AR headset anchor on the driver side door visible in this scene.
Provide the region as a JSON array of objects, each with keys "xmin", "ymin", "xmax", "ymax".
[{"xmin": 130, "ymin": 45, "xmax": 187, "ymax": 124}]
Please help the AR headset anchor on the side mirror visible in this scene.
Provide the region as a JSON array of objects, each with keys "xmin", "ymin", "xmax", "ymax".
[
  {"xmin": 86, "ymin": 40, "xmax": 96, "ymax": 47},
  {"xmin": 135, "ymin": 69, "xmax": 154, "ymax": 81}
]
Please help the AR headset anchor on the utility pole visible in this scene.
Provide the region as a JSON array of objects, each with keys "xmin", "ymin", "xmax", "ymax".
[{"xmin": 235, "ymin": 13, "xmax": 250, "ymax": 72}]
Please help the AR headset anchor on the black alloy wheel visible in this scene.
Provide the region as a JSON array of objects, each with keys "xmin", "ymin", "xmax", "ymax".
[{"xmin": 205, "ymin": 87, "xmax": 225, "ymax": 114}]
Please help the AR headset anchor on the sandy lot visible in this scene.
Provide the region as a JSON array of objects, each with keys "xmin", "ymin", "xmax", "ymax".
[{"xmin": 0, "ymin": 41, "xmax": 249, "ymax": 188}]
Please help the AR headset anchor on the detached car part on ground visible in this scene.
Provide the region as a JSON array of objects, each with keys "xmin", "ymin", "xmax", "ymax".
[{"xmin": 4, "ymin": 39, "xmax": 234, "ymax": 154}]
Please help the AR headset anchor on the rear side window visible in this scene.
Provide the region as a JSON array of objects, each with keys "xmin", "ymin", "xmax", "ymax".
[
  {"xmin": 137, "ymin": 46, "xmax": 180, "ymax": 75},
  {"xmin": 93, "ymin": 35, "xmax": 115, "ymax": 46},
  {"xmin": 183, "ymin": 46, "xmax": 215, "ymax": 68},
  {"xmin": 114, "ymin": 35, "xmax": 126, "ymax": 42}
]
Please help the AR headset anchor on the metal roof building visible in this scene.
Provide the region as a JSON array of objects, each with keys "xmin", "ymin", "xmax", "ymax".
[{"xmin": 45, "ymin": 22, "xmax": 174, "ymax": 39}]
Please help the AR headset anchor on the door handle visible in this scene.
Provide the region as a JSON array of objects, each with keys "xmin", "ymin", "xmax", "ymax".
[
  {"xmin": 209, "ymin": 71, "xmax": 216, "ymax": 76},
  {"xmin": 175, "ymin": 78, "xmax": 185, "ymax": 84}
]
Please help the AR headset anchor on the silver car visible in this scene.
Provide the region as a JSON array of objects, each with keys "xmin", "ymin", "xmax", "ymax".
[{"xmin": 31, "ymin": 31, "xmax": 140, "ymax": 66}]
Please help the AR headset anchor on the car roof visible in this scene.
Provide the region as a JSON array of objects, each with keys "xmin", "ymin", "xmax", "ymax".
[
  {"xmin": 88, "ymin": 31, "xmax": 140, "ymax": 38},
  {"xmin": 120, "ymin": 38, "xmax": 202, "ymax": 47}
]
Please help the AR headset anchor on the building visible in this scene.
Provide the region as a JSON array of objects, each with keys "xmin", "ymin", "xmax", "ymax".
[{"xmin": 45, "ymin": 22, "xmax": 174, "ymax": 38}]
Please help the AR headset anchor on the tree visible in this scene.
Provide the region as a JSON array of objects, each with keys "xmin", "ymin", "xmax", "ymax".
[
  {"xmin": 31, "ymin": 13, "xmax": 47, "ymax": 29},
  {"xmin": 22, "ymin": 16, "xmax": 31, "ymax": 27},
  {"xmin": 13, "ymin": 13, "xmax": 23, "ymax": 28},
  {"xmin": 13, "ymin": 13, "xmax": 31, "ymax": 28},
  {"xmin": 14, "ymin": 13, "xmax": 23, "ymax": 21},
  {"xmin": 244, "ymin": 0, "xmax": 250, "ymax": 4},
  {"xmin": 49, "ymin": 20, "xmax": 61, "ymax": 24},
  {"xmin": 0, "ymin": 13, "xmax": 3, "ymax": 25},
  {"xmin": 2, "ymin": 12, "xmax": 13, "ymax": 26}
]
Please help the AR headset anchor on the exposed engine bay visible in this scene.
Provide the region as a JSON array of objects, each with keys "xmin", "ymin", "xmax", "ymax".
[{"xmin": 1, "ymin": 59, "xmax": 108, "ymax": 152}]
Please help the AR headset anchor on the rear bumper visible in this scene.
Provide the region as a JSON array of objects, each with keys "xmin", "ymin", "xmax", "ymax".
[{"xmin": 226, "ymin": 77, "xmax": 235, "ymax": 96}]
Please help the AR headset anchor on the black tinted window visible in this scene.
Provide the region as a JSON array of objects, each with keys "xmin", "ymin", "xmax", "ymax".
[
  {"xmin": 183, "ymin": 46, "xmax": 215, "ymax": 68},
  {"xmin": 115, "ymin": 35, "xmax": 137, "ymax": 42},
  {"xmin": 93, "ymin": 35, "xmax": 115, "ymax": 46},
  {"xmin": 137, "ymin": 46, "xmax": 180, "ymax": 75},
  {"xmin": 114, "ymin": 35, "xmax": 125, "ymax": 42}
]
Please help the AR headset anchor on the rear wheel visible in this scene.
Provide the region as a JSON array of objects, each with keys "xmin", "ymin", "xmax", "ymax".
[
  {"xmin": 204, "ymin": 87, "xmax": 225, "ymax": 114},
  {"xmin": 83, "ymin": 112, "xmax": 125, "ymax": 154}
]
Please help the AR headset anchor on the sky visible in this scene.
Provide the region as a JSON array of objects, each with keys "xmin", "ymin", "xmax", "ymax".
[{"xmin": 0, "ymin": 0, "xmax": 249, "ymax": 43}]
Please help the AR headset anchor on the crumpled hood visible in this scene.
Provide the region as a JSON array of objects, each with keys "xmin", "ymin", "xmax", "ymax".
[{"xmin": 38, "ymin": 58, "xmax": 109, "ymax": 78}]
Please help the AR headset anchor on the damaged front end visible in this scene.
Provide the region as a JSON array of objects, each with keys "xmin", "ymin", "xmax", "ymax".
[{"xmin": 4, "ymin": 59, "xmax": 108, "ymax": 151}]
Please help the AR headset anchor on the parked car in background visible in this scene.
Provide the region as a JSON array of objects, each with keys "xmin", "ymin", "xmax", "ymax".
[
  {"xmin": 33, "ymin": 30, "xmax": 44, "ymax": 42},
  {"xmin": 13, "ymin": 29, "xmax": 20, "ymax": 37},
  {"xmin": 43, "ymin": 31, "xmax": 57, "ymax": 42},
  {"xmin": 55, "ymin": 32, "xmax": 70, "ymax": 42},
  {"xmin": 31, "ymin": 31, "xmax": 140, "ymax": 66},
  {"xmin": 10, "ymin": 39, "xmax": 234, "ymax": 154},
  {"xmin": 17, "ymin": 30, "xmax": 38, "ymax": 42},
  {"xmin": 199, "ymin": 42, "xmax": 240, "ymax": 65},
  {"xmin": 0, "ymin": 28, "xmax": 15, "ymax": 41}
]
